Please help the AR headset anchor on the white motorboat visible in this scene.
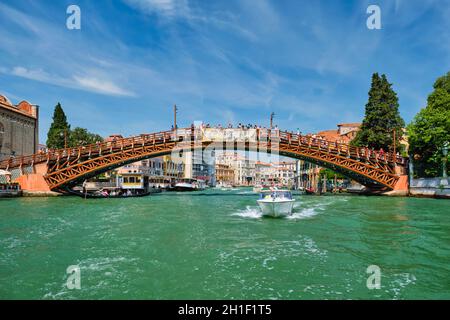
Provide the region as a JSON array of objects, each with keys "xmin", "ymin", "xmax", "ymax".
[
  {"xmin": 257, "ymin": 189, "xmax": 295, "ymax": 217},
  {"xmin": 171, "ymin": 178, "xmax": 205, "ymax": 192}
]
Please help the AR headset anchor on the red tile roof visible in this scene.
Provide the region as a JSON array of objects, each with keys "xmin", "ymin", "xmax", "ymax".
[
  {"xmin": 337, "ymin": 123, "xmax": 361, "ymax": 127},
  {"xmin": 0, "ymin": 94, "xmax": 37, "ymax": 119}
]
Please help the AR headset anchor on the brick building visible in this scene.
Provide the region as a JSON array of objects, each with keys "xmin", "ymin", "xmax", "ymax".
[
  {"xmin": 316, "ymin": 123, "xmax": 361, "ymax": 144},
  {"xmin": 0, "ymin": 94, "xmax": 39, "ymax": 161}
]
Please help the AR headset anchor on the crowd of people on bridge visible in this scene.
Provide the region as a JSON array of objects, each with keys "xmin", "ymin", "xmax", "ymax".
[
  {"xmin": 172, "ymin": 122, "xmax": 404, "ymax": 164},
  {"xmin": 2, "ymin": 121, "xmax": 404, "ymax": 168}
]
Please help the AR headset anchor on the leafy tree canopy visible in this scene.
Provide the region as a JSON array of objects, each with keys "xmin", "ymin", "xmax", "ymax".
[
  {"xmin": 407, "ymin": 71, "xmax": 450, "ymax": 177},
  {"xmin": 69, "ymin": 127, "xmax": 103, "ymax": 147},
  {"xmin": 320, "ymin": 168, "xmax": 346, "ymax": 180},
  {"xmin": 46, "ymin": 103, "xmax": 103, "ymax": 149}
]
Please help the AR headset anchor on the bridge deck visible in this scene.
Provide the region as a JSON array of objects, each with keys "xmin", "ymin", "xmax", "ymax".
[{"xmin": 0, "ymin": 127, "xmax": 406, "ymax": 171}]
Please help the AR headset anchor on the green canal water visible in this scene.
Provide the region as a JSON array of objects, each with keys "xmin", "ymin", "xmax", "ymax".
[{"xmin": 0, "ymin": 189, "xmax": 449, "ymax": 299}]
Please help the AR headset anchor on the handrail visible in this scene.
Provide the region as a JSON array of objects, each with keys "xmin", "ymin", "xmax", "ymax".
[{"xmin": 0, "ymin": 127, "xmax": 407, "ymax": 168}]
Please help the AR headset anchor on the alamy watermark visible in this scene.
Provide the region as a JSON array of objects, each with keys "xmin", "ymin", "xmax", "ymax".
[
  {"xmin": 65, "ymin": 4, "xmax": 381, "ymax": 31},
  {"xmin": 168, "ymin": 122, "xmax": 282, "ymax": 168},
  {"xmin": 367, "ymin": 5, "xmax": 382, "ymax": 30},
  {"xmin": 366, "ymin": 265, "xmax": 381, "ymax": 289},
  {"xmin": 66, "ymin": 265, "xmax": 81, "ymax": 290},
  {"xmin": 66, "ymin": 5, "xmax": 81, "ymax": 30}
]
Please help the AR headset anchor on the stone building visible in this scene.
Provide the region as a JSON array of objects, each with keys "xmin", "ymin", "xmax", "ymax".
[
  {"xmin": 0, "ymin": 94, "xmax": 39, "ymax": 161},
  {"xmin": 216, "ymin": 152, "xmax": 256, "ymax": 186},
  {"xmin": 316, "ymin": 123, "xmax": 361, "ymax": 144},
  {"xmin": 255, "ymin": 161, "xmax": 297, "ymax": 187},
  {"xmin": 215, "ymin": 163, "xmax": 235, "ymax": 186},
  {"xmin": 297, "ymin": 122, "xmax": 362, "ymax": 191}
]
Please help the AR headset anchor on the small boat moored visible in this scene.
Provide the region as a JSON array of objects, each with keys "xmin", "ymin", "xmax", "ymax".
[
  {"xmin": 70, "ymin": 187, "xmax": 151, "ymax": 198},
  {"xmin": 257, "ymin": 189, "xmax": 295, "ymax": 217},
  {"xmin": 0, "ymin": 183, "xmax": 23, "ymax": 198},
  {"xmin": 170, "ymin": 178, "xmax": 206, "ymax": 192}
]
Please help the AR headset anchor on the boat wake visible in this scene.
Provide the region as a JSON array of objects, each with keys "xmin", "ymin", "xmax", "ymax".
[
  {"xmin": 236, "ymin": 191, "xmax": 254, "ymax": 195},
  {"xmin": 232, "ymin": 205, "xmax": 320, "ymax": 220},
  {"xmin": 287, "ymin": 207, "xmax": 318, "ymax": 220},
  {"xmin": 231, "ymin": 206, "xmax": 263, "ymax": 219},
  {"xmin": 232, "ymin": 196, "xmax": 347, "ymax": 220}
]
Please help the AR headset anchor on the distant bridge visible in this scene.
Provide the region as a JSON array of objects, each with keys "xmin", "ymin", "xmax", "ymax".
[{"xmin": 0, "ymin": 127, "xmax": 408, "ymax": 193}]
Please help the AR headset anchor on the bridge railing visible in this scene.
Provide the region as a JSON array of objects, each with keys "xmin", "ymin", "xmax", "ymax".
[
  {"xmin": 279, "ymin": 131, "xmax": 405, "ymax": 165},
  {"xmin": 0, "ymin": 128, "xmax": 177, "ymax": 169},
  {"xmin": 0, "ymin": 127, "xmax": 406, "ymax": 170}
]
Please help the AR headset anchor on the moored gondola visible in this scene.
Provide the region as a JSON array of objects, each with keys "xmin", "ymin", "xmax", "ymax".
[{"xmin": 69, "ymin": 188, "xmax": 151, "ymax": 199}]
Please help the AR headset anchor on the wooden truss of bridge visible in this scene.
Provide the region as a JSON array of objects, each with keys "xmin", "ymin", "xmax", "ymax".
[{"xmin": 0, "ymin": 127, "xmax": 408, "ymax": 192}]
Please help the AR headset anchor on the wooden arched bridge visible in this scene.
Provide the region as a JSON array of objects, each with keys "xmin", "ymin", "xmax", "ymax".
[{"xmin": 0, "ymin": 127, "xmax": 408, "ymax": 193}]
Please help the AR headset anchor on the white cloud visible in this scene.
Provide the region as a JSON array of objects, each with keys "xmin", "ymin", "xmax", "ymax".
[
  {"xmin": 123, "ymin": 0, "xmax": 258, "ymax": 41},
  {"xmin": 11, "ymin": 67, "xmax": 54, "ymax": 83},
  {"xmin": 124, "ymin": 0, "xmax": 189, "ymax": 18},
  {"xmin": 73, "ymin": 76, "xmax": 135, "ymax": 97},
  {"xmin": 6, "ymin": 66, "xmax": 135, "ymax": 97}
]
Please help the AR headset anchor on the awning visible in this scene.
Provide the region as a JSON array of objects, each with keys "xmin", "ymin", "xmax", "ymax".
[{"xmin": 0, "ymin": 169, "xmax": 11, "ymax": 176}]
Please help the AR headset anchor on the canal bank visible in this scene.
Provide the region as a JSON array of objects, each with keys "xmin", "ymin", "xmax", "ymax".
[{"xmin": 409, "ymin": 177, "xmax": 450, "ymax": 199}]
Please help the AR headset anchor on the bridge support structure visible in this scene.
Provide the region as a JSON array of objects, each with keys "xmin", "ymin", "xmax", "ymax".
[
  {"xmin": 2, "ymin": 127, "xmax": 410, "ymax": 195},
  {"xmin": 14, "ymin": 162, "xmax": 52, "ymax": 193}
]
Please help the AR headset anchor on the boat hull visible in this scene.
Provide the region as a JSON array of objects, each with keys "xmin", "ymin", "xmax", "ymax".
[
  {"xmin": 171, "ymin": 186, "xmax": 199, "ymax": 192},
  {"xmin": 68, "ymin": 189, "xmax": 151, "ymax": 198},
  {"xmin": 257, "ymin": 199, "xmax": 295, "ymax": 217},
  {"xmin": 169, "ymin": 181, "xmax": 205, "ymax": 192},
  {"xmin": 0, "ymin": 190, "xmax": 22, "ymax": 198}
]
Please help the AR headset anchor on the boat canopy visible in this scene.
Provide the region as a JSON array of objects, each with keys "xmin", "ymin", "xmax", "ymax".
[
  {"xmin": 0, "ymin": 169, "xmax": 11, "ymax": 176},
  {"xmin": 259, "ymin": 190, "xmax": 293, "ymax": 200}
]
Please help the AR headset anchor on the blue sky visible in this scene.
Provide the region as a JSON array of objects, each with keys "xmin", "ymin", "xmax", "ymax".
[{"xmin": 0, "ymin": 0, "xmax": 449, "ymax": 143}]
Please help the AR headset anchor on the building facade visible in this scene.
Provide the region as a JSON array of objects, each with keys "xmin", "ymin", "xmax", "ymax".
[
  {"xmin": 316, "ymin": 123, "xmax": 361, "ymax": 144},
  {"xmin": 0, "ymin": 94, "xmax": 39, "ymax": 161},
  {"xmin": 183, "ymin": 150, "xmax": 216, "ymax": 186},
  {"xmin": 297, "ymin": 122, "xmax": 362, "ymax": 191},
  {"xmin": 163, "ymin": 155, "xmax": 184, "ymax": 182},
  {"xmin": 216, "ymin": 152, "xmax": 256, "ymax": 186},
  {"xmin": 215, "ymin": 163, "xmax": 235, "ymax": 186},
  {"xmin": 114, "ymin": 157, "xmax": 183, "ymax": 189},
  {"xmin": 216, "ymin": 152, "xmax": 298, "ymax": 187},
  {"xmin": 296, "ymin": 160, "xmax": 322, "ymax": 190},
  {"xmin": 255, "ymin": 161, "xmax": 297, "ymax": 187}
]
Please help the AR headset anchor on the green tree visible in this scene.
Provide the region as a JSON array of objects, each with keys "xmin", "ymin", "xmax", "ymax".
[
  {"xmin": 46, "ymin": 103, "xmax": 70, "ymax": 149},
  {"xmin": 320, "ymin": 168, "xmax": 345, "ymax": 180},
  {"xmin": 407, "ymin": 72, "xmax": 450, "ymax": 177},
  {"xmin": 69, "ymin": 127, "xmax": 104, "ymax": 147},
  {"xmin": 46, "ymin": 103, "xmax": 104, "ymax": 149},
  {"xmin": 351, "ymin": 73, "xmax": 405, "ymax": 151}
]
